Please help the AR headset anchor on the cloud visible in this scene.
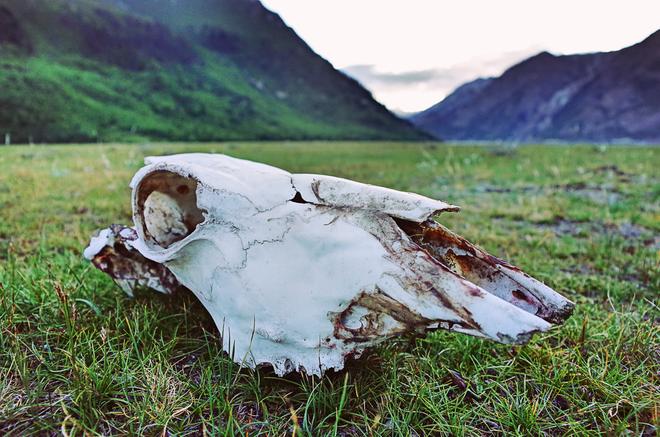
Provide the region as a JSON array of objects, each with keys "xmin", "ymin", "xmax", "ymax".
[
  {"xmin": 263, "ymin": 0, "xmax": 660, "ymax": 112},
  {"xmin": 342, "ymin": 65, "xmax": 442, "ymax": 85},
  {"xmin": 341, "ymin": 49, "xmax": 540, "ymax": 112}
]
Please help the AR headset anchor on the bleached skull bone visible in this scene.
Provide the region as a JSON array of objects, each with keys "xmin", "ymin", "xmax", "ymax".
[{"xmin": 85, "ymin": 153, "xmax": 574, "ymax": 376}]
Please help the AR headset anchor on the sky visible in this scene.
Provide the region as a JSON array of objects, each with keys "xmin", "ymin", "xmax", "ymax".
[{"xmin": 260, "ymin": 0, "xmax": 660, "ymax": 113}]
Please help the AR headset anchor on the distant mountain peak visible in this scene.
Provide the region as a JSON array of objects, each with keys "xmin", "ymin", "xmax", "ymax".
[
  {"xmin": 530, "ymin": 50, "xmax": 555, "ymax": 59},
  {"xmin": 410, "ymin": 29, "xmax": 660, "ymax": 143}
]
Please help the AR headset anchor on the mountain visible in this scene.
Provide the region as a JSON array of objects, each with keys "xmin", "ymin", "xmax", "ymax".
[
  {"xmin": 0, "ymin": 0, "xmax": 425, "ymax": 143},
  {"xmin": 410, "ymin": 30, "xmax": 660, "ymax": 143}
]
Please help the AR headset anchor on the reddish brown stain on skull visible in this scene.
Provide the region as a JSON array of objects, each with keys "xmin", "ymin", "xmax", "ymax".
[{"xmin": 90, "ymin": 225, "xmax": 182, "ymax": 294}]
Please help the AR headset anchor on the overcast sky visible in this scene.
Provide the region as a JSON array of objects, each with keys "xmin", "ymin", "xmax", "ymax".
[{"xmin": 260, "ymin": 0, "xmax": 660, "ymax": 113}]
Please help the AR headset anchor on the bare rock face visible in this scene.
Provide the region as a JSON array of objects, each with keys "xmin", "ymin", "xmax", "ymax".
[
  {"xmin": 85, "ymin": 154, "xmax": 574, "ymax": 376},
  {"xmin": 411, "ymin": 30, "xmax": 660, "ymax": 143}
]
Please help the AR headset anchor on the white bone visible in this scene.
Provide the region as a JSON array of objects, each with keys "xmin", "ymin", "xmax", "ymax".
[{"xmin": 85, "ymin": 153, "xmax": 574, "ymax": 376}]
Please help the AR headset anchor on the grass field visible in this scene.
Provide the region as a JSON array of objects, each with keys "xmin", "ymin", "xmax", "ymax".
[{"xmin": 0, "ymin": 142, "xmax": 658, "ymax": 435}]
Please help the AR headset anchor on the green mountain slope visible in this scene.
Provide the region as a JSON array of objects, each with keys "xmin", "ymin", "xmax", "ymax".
[{"xmin": 0, "ymin": 0, "xmax": 425, "ymax": 143}]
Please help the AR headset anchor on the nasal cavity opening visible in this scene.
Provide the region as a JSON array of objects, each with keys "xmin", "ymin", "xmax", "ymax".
[{"xmin": 137, "ymin": 171, "xmax": 205, "ymax": 248}]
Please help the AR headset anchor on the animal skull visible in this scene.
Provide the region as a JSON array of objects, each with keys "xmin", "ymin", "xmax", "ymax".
[{"xmin": 85, "ymin": 153, "xmax": 574, "ymax": 376}]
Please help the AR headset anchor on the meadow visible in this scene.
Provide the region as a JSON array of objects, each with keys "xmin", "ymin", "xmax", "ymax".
[{"xmin": 0, "ymin": 142, "xmax": 658, "ymax": 435}]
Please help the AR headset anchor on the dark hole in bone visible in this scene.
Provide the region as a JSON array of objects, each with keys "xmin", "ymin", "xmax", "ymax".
[
  {"xmin": 137, "ymin": 171, "xmax": 205, "ymax": 248},
  {"xmin": 512, "ymin": 289, "xmax": 528, "ymax": 301},
  {"xmin": 283, "ymin": 359, "xmax": 295, "ymax": 373},
  {"xmin": 290, "ymin": 191, "xmax": 307, "ymax": 204}
]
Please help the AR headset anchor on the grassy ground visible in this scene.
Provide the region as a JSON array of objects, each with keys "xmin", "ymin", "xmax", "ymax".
[{"xmin": 0, "ymin": 142, "xmax": 658, "ymax": 435}]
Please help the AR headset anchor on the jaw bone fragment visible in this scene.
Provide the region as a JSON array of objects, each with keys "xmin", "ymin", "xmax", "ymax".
[
  {"xmin": 85, "ymin": 153, "xmax": 574, "ymax": 376},
  {"xmin": 84, "ymin": 224, "xmax": 182, "ymax": 296}
]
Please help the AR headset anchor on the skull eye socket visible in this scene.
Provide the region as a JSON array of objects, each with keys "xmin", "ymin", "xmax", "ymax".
[{"xmin": 136, "ymin": 171, "xmax": 205, "ymax": 248}]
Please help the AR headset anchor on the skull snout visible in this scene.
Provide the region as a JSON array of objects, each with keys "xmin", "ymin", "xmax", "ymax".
[{"xmin": 395, "ymin": 218, "xmax": 574, "ymax": 326}]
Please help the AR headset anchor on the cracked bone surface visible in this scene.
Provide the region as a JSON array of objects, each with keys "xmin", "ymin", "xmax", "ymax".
[{"xmin": 85, "ymin": 153, "xmax": 574, "ymax": 376}]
